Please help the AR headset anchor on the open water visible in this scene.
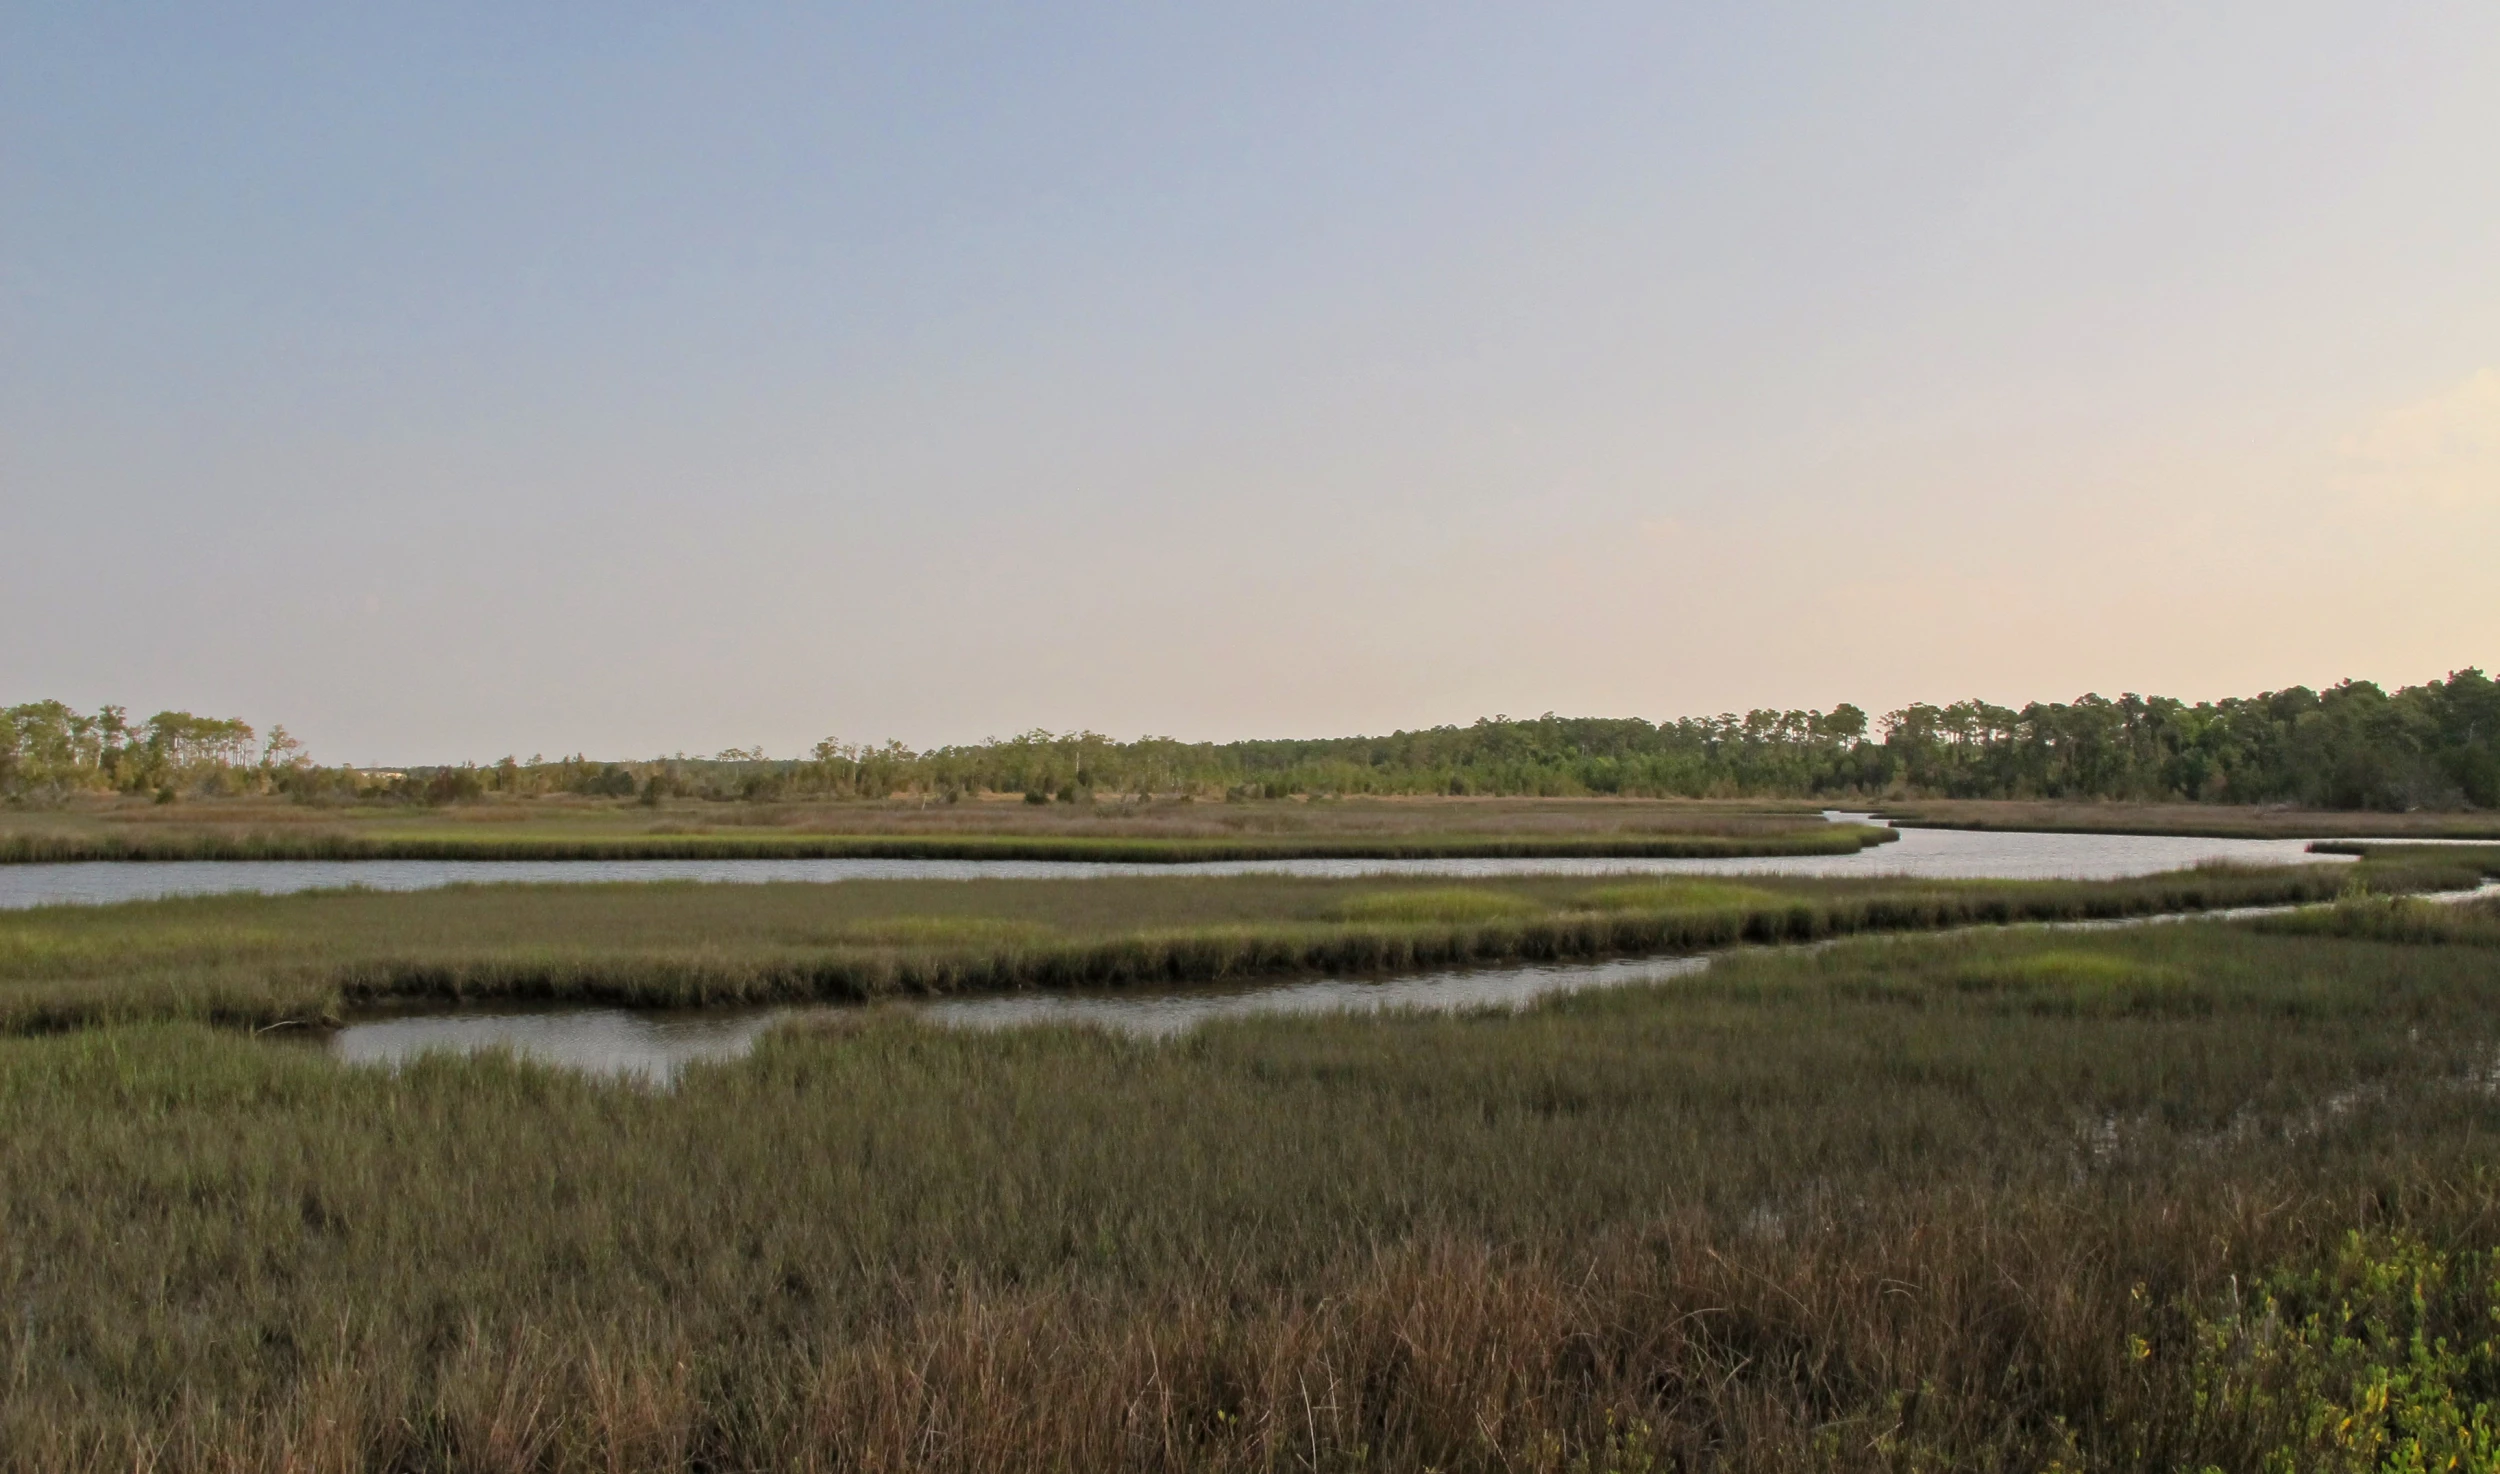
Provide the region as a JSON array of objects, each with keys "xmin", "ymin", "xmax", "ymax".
[{"xmin": 0, "ymin": 814, "xmax": 2359, "ymax": 909}]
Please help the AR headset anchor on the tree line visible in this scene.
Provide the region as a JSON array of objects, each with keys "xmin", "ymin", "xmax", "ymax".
[
  {"xmin": 6, "ymin": 669, "xmax": 2495, "ymax": 810},
  {"xmin": 0, "ymin": 702, "xmax": 305, "ymax": 802}
]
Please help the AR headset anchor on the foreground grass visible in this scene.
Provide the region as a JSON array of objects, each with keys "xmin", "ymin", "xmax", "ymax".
[
  {"xmin": 0, "ymin": 796, "xmax": 1879, "ymax": 863},
  {"xmin": 3, "ymin": 857, "xmax": 2486, "ymax": 1033},
  {"xmin": 10, "ymin": 912, "xmax": 2500, "ymax": 1468}
]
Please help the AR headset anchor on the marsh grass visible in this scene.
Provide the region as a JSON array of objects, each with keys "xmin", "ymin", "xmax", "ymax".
[
  {"xmin": 1882, "ymin": 799, "xmax": 2500, "ymax": 840},
  {"xmin": 2254, "ymin": 891, "xmax": 2500, "ymax": 948},
  {"xmin": 812, "ymin": 916, "xmax": 1064, "ymax": 948},
  {"xmin": 1944, "ymin": 948, "xmax": 2198, "ymax": 1014},
  {"xmin": 0, "ymin": 798, "xmax": 1887, "ymax": 864},
  {"xmin": 1325, "ymin": 888, "xmax": 1548, "ymax": 924},
  {"xmin": 1574, "ymin": 878, "xmax": 1789, "ymax": 911},
  {"xmin": 0, "ymin": 859, "xmax": 2481, "ymax": 1033},
  {"xmin": 0, "ymin": 827, "xmax": 1900, "ymax": 864},
  {"xmin": 8, "ymin": 916, "xmax": 2500, "ymax": 1468}
]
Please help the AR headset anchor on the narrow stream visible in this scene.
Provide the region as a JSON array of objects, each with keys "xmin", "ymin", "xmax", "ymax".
[
  {"xmin": 324, "ymin": 883, "xmax": 2500, "ymax": 1084},
  {"xmin": 330, "ymin": 954, "xmax": 1718, "ymax": 1083}
]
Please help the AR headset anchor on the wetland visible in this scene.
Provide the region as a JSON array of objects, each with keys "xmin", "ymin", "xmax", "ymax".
[
  {"xmin": 9, "ymin": 881, "xmax": 2500, "ymax": 1470},
  {"xmin": 9, "ymin": 759, "xmax": 2500, "ymax": 1469}
]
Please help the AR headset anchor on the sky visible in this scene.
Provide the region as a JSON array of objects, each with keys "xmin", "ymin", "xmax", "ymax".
[{"xmin": 4, "ymin": 2, "xmax": 2496, "ymax": 764}]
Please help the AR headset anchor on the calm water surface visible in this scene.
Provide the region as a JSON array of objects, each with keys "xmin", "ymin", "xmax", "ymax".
[
  {"xmin": 328, "ymin": 954, "xmax": 1718, "ymax": 1084},
  {"xmin": 0, "ymin": 814, "xmax": 2361, "ymax": 909}
]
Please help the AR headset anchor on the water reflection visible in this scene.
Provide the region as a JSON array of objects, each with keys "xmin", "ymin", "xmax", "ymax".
[
  {"xmin": 918, "ymin": 954, "xmax": 1711, "ymax": 1037},
  {"xmin": 330, "ymin": 1006, "xmax": 797, "ymax": 1084},
  {"xmin": 327, "ymin": 954, "xmax": 1715, "ymax": 1084}
]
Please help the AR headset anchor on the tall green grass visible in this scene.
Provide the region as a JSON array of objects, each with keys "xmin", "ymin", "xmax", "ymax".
[
  {"xmin": 6, "ymin": 917, "xmax": 2500, "ymax": 1467},
  {"xmin": 1325, "ymin": 887, "xmax": 1548, "ymax": 924},
  {"xmin": 2254, "ymin": 891, "xmax": 2500, "ymax": 947},
  {"xmin": 1573, "ymin": 877, "xmax": 1789, "ymax": 911}
]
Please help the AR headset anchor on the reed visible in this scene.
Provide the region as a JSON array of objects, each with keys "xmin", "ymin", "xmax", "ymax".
[{"xmin": 6, "ymin": 915, "xmax": 2500, "ymax": 1468}]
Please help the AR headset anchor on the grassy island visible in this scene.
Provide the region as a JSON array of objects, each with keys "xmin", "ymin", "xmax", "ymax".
[{"xmin": 0, "ymin": 796, "xmax": 1893, "ymax": 864}]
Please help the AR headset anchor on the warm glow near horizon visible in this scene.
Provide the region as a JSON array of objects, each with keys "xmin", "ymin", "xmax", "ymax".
[{"xmin": 5, "ymin": 4, "xmax": 2496, "ymax": 763}]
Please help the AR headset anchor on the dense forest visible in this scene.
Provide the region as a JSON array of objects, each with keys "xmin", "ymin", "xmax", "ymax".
[{"xmin": 5, "ymin": 670, "xmax": 2495, "ymax": 811}]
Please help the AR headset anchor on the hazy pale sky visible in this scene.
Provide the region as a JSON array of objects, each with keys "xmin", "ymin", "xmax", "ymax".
[{"xmin": 5, "ymin": 3, "xmax": 2496, "ymax": 762}]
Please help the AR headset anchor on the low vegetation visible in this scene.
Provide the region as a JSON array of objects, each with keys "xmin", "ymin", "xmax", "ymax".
[
  {"xmin": 0, "ymin": 856, "xmax": 2488, "ymax": 1034},
  {"xmin": 9, "ymin": 903, "xmax": 2500, "ymax": 1467},
  {"xmin": 0, "ymin": 798, "xmax": 1890, "ymax": 865}
]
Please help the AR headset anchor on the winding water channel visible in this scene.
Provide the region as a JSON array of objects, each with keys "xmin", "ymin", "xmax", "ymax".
[
  {"xmin": 321, "ymin": 884, "xmax": 2499, "ymax": 1084},
  {"xmin": 18, "ymin": 815, "xmax": 2476, "ymax": 1082}
]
